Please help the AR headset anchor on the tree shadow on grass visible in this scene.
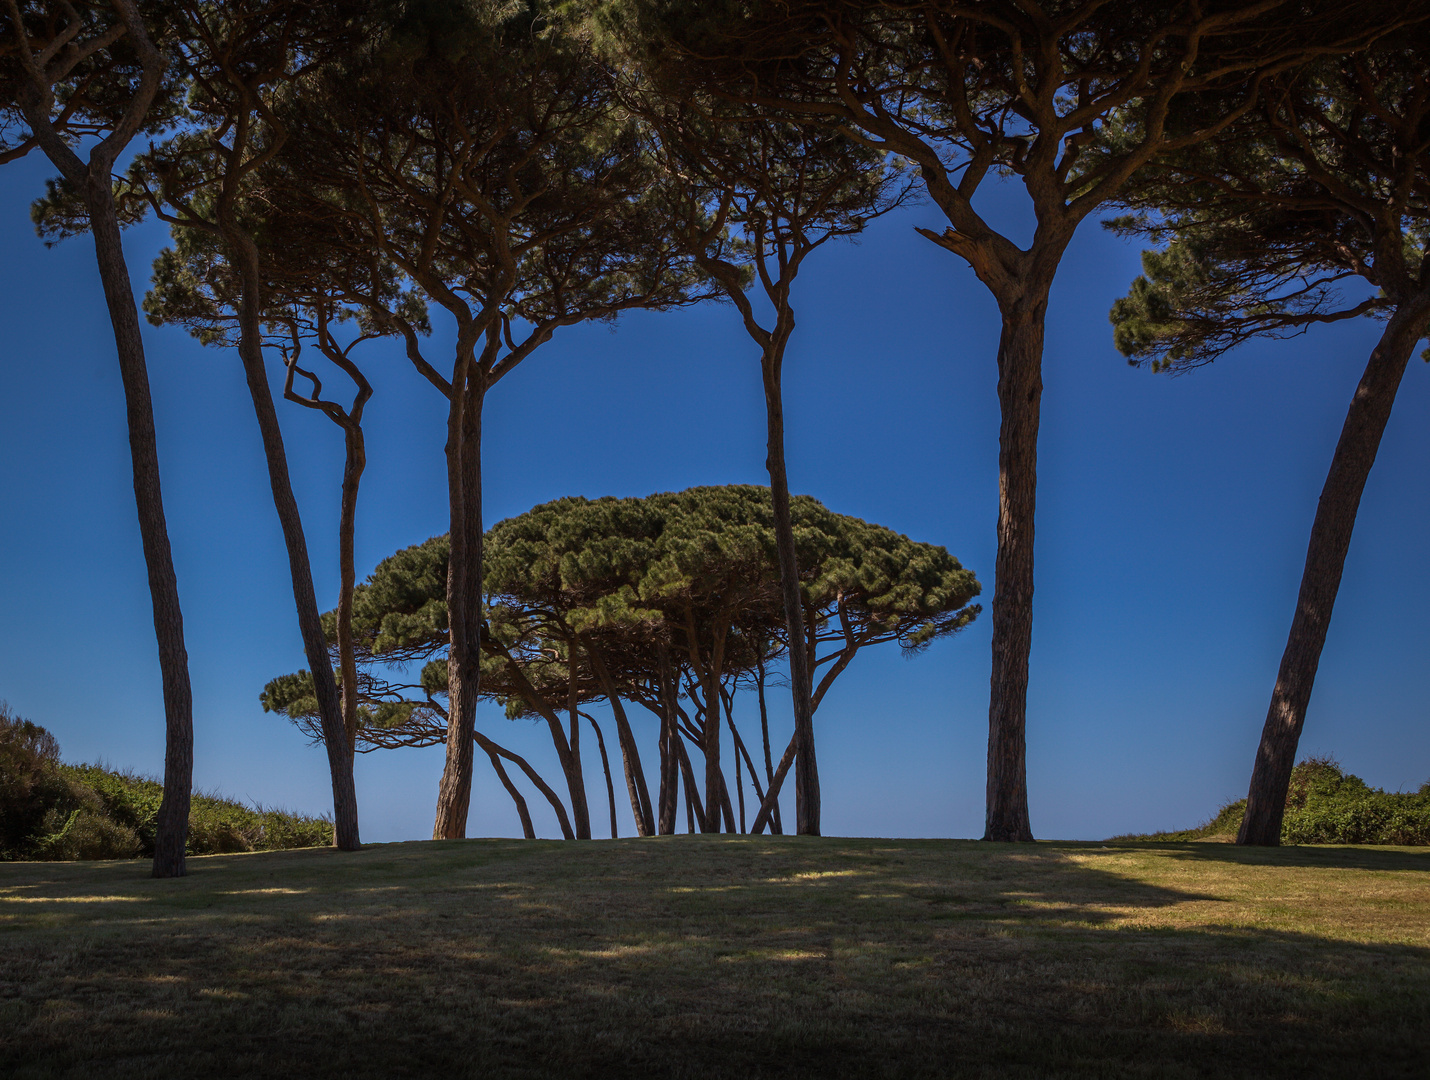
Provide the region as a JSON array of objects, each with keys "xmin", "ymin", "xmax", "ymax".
[{"xmin": 1, "ymin": 838, "xmax": 1427, "ymax": 1079}]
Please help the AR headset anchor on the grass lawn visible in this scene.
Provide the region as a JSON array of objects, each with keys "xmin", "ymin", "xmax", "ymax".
[{"xmin": 1, "ymin": 837, "xmax": 1427, "ymax": 1078}]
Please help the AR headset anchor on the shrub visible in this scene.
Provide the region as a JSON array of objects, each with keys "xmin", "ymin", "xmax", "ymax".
[
  {"xmin": 1120, "ymin": 757, "xmax": 1430, "ymax": 845},
  {"xmin": 1, "ymin": 710, "xmax": 333, "ymax": 860}
]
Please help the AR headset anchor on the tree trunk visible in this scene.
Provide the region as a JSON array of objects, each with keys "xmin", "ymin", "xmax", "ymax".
[
  {"xmin": 590, "ymin": 647, "xmax": 655, "ymax": 836},
  {"xmin": 336, "ymin": 425, "xmax": 366, "ymax": 768},
  {"xmin": 761, "ymin": 347, "xmax": 820, "ymax": 835},
  {"xmin": 474, "ymin": 729, "xmax": 575, "ymax": 839},
  {"xmin": 1238, "ymin": 299, "xmax": 1430, "ymax": 845},
  {"xmin": 566, "ymin": 671, "xmax": 592, "ymax": 840},
  {"xmin": 755, "ymin": 655, "xmax": 782, "ymax": 835},
  {"xmin": 587, "ymin": 715, "xmax": 619, "ymax": 839},
  {"xmin": 229, "ymin": 236, "xmax": 359, "ymax": 850},
  {"xmin": 84, "ymin": 185, "xmax": 194, "ymax": 879},
  {"xmin": 480, "ymin": 742, "xmax": 534, "ymax": 839},
  {"xmin": 656, "ymin": 654, "xmax": 680, "ymax": 835},
  {"xmin": 751, "ymin": 731, "xmax": 797, "ymax": 835},
  {"xmin": 434, "ymin": 376, "xmax": 483, "ymax": 839},
  {"xmin": 676, "ymin": 737, "xmax": 708, "ymax": 832},
  {"xmin": 984, "ymin": 301, "xmax": 1046, "ymax": 843}
]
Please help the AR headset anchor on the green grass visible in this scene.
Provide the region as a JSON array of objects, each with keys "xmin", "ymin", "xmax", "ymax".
[{"xmin": 2, "ymin": 837, "xmax": 1428, "ymax": 1078}]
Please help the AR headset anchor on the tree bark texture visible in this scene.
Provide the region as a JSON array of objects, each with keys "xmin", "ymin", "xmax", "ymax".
[
  {"xmin": 656, "ymin": 652, "xmax": 680, "ymax": 835},
  {"xmin": 230, "ymin": 238, "xmax": 360, "ymax": 850},
  {"xmin": 434, "ymin": 376, "xmax": 484, "ymax": 839},
  {"xmin": 336, "ymin": 426, "xmax": 366, "ymax": 769},
  {"xmin": 761, "ymin": 349, "xmax": 820, "ymax": 835},
  {"xmin": 85, "ymin": 186, "xmax": 195, "ymax": 879},
  {"xmin": 984, "ymin": 303, "xmax": 1045, "ymax": 843},
  {"xmin": 565, "ymin": 676, "xmax": 593, "ymax": 840},
  {"xmin": 1237, "ymin": 299, "xmax": 1430, "ymax": 845}
]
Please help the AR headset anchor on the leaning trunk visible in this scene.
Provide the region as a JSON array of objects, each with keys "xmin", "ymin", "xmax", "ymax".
[
  {"xmin": 1238, "ymin": 298, "xmax": 1430, "ymax": 845},
  {"xmin": 229, "ymin": 235, "xmax": 359, "ymax": 850},
  {"xmin": 85, "ymin": 183, "xmax": 194, "ymax": 879},
  {"xmin": 589, "ymin": 647, "xmax": 655, "ymax": 836},
  {"xmin": 434, "ymin": 372, "xmax": 484, "ymax": 838},
  {"xmin": 761, "ymin": 345, "xmax": 820, "ymax": 835},
  {"xmin": 984, "ymin": 300, "xmax": 1045, "ymax": 843}
]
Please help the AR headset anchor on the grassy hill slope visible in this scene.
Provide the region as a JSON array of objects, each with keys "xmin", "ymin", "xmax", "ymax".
[{"xmin": 2, "ymin": 837, "xmax": 1427, "ymax": 1078}]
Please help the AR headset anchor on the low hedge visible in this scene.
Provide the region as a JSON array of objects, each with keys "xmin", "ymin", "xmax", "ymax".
[
  {"xmin": 1, "ymin": 705, "xmax": 332, "ymax": 860},
  {"xmin": 1122, "ymin": 757, "xmax": 1430, "ymax": 845}
]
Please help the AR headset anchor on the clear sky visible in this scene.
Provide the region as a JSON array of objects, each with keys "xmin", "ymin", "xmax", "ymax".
[{"xmin": 1, "ymin": 152, "xmax": 1426, "ymax": 842}]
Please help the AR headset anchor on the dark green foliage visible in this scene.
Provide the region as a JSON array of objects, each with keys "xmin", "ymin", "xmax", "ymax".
[
  {"xmin": 1121, "ymin": 758, "xmax": 1430, "ymax": 845},
  {"xmin": 0, "ymin": 706, "xmax": 330, "ymax": 860},
  {"xmin": 263, "ymin": 485, "xmax": 981, "ymax": 750}
]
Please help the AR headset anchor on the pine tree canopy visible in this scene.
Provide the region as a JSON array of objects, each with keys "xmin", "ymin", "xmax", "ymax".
[{"xmin": 262, "ymin": 485, "xmax": 980, "ymax": 747}]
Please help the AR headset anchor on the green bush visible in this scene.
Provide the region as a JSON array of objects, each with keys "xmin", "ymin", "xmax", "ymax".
[
  {"xmin": 1121, "ymin": 757, "xmax": 1430, "ymax": 845},
  {"xmin": 0, "ymin": 708, "xmax": 332, "ymax": 860}
]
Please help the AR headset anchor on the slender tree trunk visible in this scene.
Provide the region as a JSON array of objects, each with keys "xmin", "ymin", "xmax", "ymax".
[
  {"xmin": 984, "ymin": 300, "xmax": 1045, "ymax": 843},
  {"xmin": 656, "ymin": 656, "xmax": 680, "ymax": 835},
  {"xmin": 751, "ymin": 731, "xmax": 797, "ymax": 835},
  {"xmin": 755, "ymin": 655, "xmax": 782, "ymax": 835},
  {"xmin": 336, "ymin": 426, "xmax": 365, "ymax": 769},
  {"xmin": 480, "ymin": 742, "xmax": 534, "ymax": 839},
  {"xmin": 229, "ymin": 237, "xmax": 359, "ymax": 850},
  {"xmin": 699, "ymin": 684, "xmax": 723, "ymax": 833},
  {"xmin": 84, "ymin": 186, "xmax": 194, "ymax": 878},
  {"xmin": 676, "ymin": 737, "xmax": 707, "ymax": 832},
  {"xmin": 565, "ymin": 671, "xmax": 593, "ymax": 840},
  {"xmin": 590, "ymin": 648, "xmax": 655, "ymax": 836},
  {"xmin": 435, "ymin": 376, "xmax": 483, "ymax": 839},
  {"xmin": 1238, "ymin": 299, "xmax": 1430, "ymax": 845},
  {"xmin": 761, "ymin": 345, "xmax": 820, "ymax": 835},
  {"xmin": 475, "ymin": 729, "xmax": 575, "ymax": 839},
  {"xmin": 587, "ymin": 715, "xmax": 619, "ymax": 839},
  {"xmin": 734, "ymin": 723, "xmax": 746, "ymax": 833}
]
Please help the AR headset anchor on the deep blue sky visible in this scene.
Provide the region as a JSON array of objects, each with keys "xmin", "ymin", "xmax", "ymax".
[{"xmin": 2, "ymin": 152, "xmax": 1426, "ymax": 842}]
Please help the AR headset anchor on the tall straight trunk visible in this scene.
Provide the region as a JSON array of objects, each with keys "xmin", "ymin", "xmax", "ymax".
[
  {"xmin": 336, "ymin": 425, "xmax": 365, "ymax": 767},
  {"xmin": 85, "ymin": 186, "xmax": 194, "ymax": 878},
  {"xmin": 761, "ymin": 346, "xmax": 820, "ymax": 835},
  {"xmin": 565, "ymin": 671, "xmax": 593, "ymax": 840},
  {"xmin": 1238, "ymin": 299, "xmax": 1430, "ymax": 845},
  {"xmin": 656, "ymin": 652, "xmax": 680, "ymax": 835},
  {"xmin": 755, "ymin": 655, "xmax": 782, "ymax": 835},
  {"xmin": 984, "ymin": 300, "xmax": 1046, "ymax": 843},
  {"xmin": 435, "ymin": 375, "xmax": 483, "ymax": 838},
  {"xmin": 229, "ymin": 237, "xmax": 359, "ymax": 850},
  {"xmin": 700, "ymin": 684, "xmax": 723, "ymax": 833}
]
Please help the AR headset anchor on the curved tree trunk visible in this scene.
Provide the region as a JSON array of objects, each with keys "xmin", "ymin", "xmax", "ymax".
[
  {"xmin": 85, "ymin": 186, "xmax": 194, "ymax": 879},
  {"xmin": 589, "ymin": 647, "xmax": 655, "ymax": 836},
  {"xmin": 229, "ymin": 237, "xmax": 360, "ymax": 850},
  {"xmin": 435, "ymin": 376, "xmax": 483, "ymax": 839},
  {"xmin": 474, "ymin": 729, "xmax": 575, "ymax": 840},
  {"xmin": 586, "ymin": 715, "xmax": 619, "ymax": 839},
  {"xmin": 984, "ymin": 301, "xmax": 1045, "ymax": 843},
  {"xmin": 761, "ymin": 344, "xmax": 820, "ymax": 835},
  {"xmin": 1238, "ymin": 299, "xmax": 1430, "ymax": 845}
]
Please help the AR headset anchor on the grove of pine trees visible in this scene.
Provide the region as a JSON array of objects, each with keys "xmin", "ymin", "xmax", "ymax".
[{"xmin": 4, "ymin": 0, "xmax": 1427, "ymax": 871}]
